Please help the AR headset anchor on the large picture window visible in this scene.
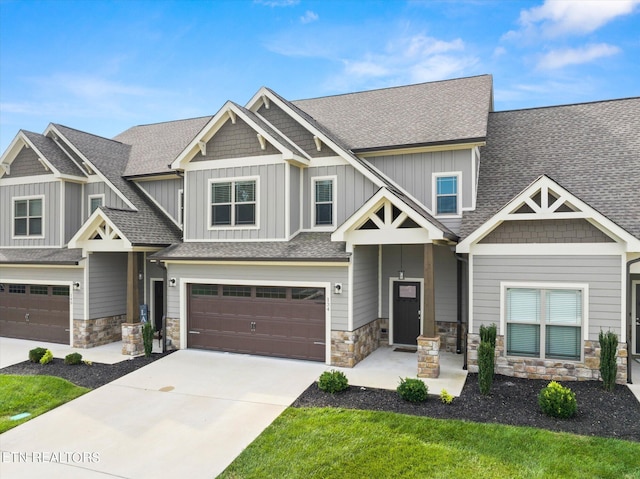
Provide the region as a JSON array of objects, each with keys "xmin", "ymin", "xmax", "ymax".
[
  {"xmin": 313, "ymin": 177, "xmax": 334, "ymax": 227},
  {"xmin": 506, "ymin": 287, "xmax": 582, "ymax": 361},
  {"xmin": 210, "ymin": 179, "xmax": 257, "ymax": 227},
  {"xmin": 14, "ymin": 197, "xmax": 43, "ymax": 237}
]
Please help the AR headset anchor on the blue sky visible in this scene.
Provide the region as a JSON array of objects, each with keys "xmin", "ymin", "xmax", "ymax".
[{"xmin": 1, "ymin": 0, "xmax": 639, "ymax": 152}]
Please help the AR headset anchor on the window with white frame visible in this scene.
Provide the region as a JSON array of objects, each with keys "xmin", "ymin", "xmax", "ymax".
[
  {"xmin": 313, "ymin": 178, "xmax": 334, "ymax": 227},
  {"xmin": 506, "ymin": 287, "xmax": 583, "ymax": 361},
  {"xmin": 435, "ymin": 174, "xmax": 459, "ymax": 215},
  {"xmin": 88, "ymin": 194, "xmax": 104, "ymax": 215},
  {"xmin": 178, "ymin": 189, "xmax": 184, "ymax": 226},
  {"xmin": 13, "ymin": 197, "xmax": 43, "ymax": 237},
  {"xmin": 210, "ymin": 179, "xmax": 257, "ymax": 227}
]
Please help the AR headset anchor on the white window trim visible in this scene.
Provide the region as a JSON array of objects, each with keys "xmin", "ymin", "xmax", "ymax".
[
  {"xmin": 499, "ymin": 281, "xmax": 589, "ymax": 362},
  {"xmin": 178, "ymin": 189, "xmax": 184, "ymax": 227},
  {"xmin": 88, "ymin": 193, "xmax": 105, "ymax": 216},
  {"xmin": 207, "ymin": 176, "xmax": 260, "ymax": 230},
  {"xmin": 11, "ymin": 195, "xmax": 45, "ymax": 239},
  {"xmin": 432, "ymin": 171, "xmax": 462, "ymax": 218},
  {"xmin": 311, "ymin": 175, "xmax": 337, "ymax": 231}
]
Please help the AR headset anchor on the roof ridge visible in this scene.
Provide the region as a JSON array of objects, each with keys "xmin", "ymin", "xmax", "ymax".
[
  {"xmin": 121, "ymin": 115, "xmax": 215, "ymax": 130},
  {"xmin": 53, "ymin": 123, "xmax": 125, "ymax": 145},
  {"xmin": 493, "ymin": 96, "xmax": 640, "ymax": 115}
]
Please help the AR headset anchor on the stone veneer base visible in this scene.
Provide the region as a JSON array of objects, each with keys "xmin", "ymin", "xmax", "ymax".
[
  {"xmin": 436, "ymin": 321, "xmax": 465, "ymax": 353},
  {"xmin": 121, "ymin": 323, "xmax": 144, "ymax": 356},
  {"xmin": 331, "ymin": 318, "xmax": 382, "ymax": 368},
  {"xmin": 165, "ymin": 317, "xmax": 180, "ymax": 350},
  {"xmin": 73, "ymin": 315, "xmax": 125, "ymax": 348},
  {"xmin": 417, "ymin": 335, "xmax": 441, "ymax": 378},
  {"xmin": 467, "ymin": 334, "xmax": 628, "ymax": 384}
]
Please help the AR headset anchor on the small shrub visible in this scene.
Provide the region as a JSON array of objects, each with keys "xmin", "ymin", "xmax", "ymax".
[
  {"xmin": 479, "ymin": 323, "xmax": 497, "ymax": 347},
  {"xmin": 440, "ymin": 389, "xmax": 454, "ymax": 404},
  {"xmin": 538, "ymin": 381, "xmax": 577, "ymax": 419},
  {"xmin": 142, "ymin": 321, "xmax": 154, "ymax": 357},
  {"xmin": 64, "ymin": 352, "xmax": 83, "ymax": 365},
  {"xmin": 29, "ymin": 347, "xmax": 47, "ymax": 363},
  {"xmin": 83, "ymin": 359, "xmax": 93, "ymax": 366},
  {"xmin": 478, "ymin": 340, "xmax": 495, "ymax": 395},
  {"xmin": 599, "ymin": 330, "xmax": 618, "ymax": 392},
  {"xmin": 318, "ymin": 370, "xmax": 349, "ymax": 393},
  {"xmin": 397, "ymin": 378, "xmax": 428, "ymax": 403},
  {"xmin": 39, "ymin": 349, "xmax": 53, "ymax": 365}
]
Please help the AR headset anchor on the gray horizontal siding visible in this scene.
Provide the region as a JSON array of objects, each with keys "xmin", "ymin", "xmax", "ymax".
[
  {"xmin": 85, "ymin": 182, "xmax": 128, "ymax": 219},
  {"xmin": 366, "ymin": 149, "xmax": 473, "ymax": 212},
  {"xmin": 137, "ymin": 178, "xmax": 183, "ymax": 225},
  {"xmin": 0, "ymin": 180, "xmax": 61, "ymax": 247},
  {"xmin": 472, "ymin": 255, "xmax": 622, "ymax": 339},
  {"xmin": 434, "ymin": 245, "xmax": 458, "ymax": 323},
  {"xmin": 185, "ymin": 164, "xmax": 286, "ymax": 240},
  {"xmin": 88, "ymin": 252, "xmax": 127, "ymax": 319},
  {"xmin": 381, "ymin": 244, "xmax": 424, "ymax": 318},
  {"xmin": 166, "ymin": 262, "xmax": 349, "ymax": 330},
  {"xmin": 64, "ymin": 182, "xmax": 82, "ymax": 244},
  {"xmin": 353, "ymin": 245, "xmax": 379, "ymax": 329},
  {"xmin": 302, "ymin": 165, "xmax": 377, "ymax": 229},
  {"xmin": 8, "ymin": 146, "xmax": 49, "ymax": 177},
  {"xmin": 0, "ymin": 266, "xmax": 84, "ymax": 319}
]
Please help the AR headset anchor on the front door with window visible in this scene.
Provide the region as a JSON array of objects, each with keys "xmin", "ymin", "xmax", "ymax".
[{"xmin": 393, "ymin": 281, "xmax": 421, "ymax": 345}]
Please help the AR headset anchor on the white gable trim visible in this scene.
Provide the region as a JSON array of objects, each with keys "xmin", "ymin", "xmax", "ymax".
[
  {"xmin": 0, "ymin": 132, "xmax": 62, "ymax": 179},
  {"xmin": 68, "ymin": 209, "xmax": 133, "ymax": 253},
  {"xmin": 457, "ymin": 175, "xmax": 640, "ymax": 253}
]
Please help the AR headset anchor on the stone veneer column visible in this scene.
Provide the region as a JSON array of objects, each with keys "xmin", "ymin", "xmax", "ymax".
[
  {"xmin": 417, "ymin": 335, "xmax": 441, "ymax": 378},
  {"xmin": 121, "ymin": 323, "xmax": 144, "ymax": 356}
]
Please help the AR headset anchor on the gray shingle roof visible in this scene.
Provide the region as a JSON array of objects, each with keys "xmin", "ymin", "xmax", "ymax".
[
  {"xmin": 21, "ymin": 130, "xmax": 86, "ymax": 177},
  {"xmin": 114, "ymin": 116, "xmax": 213, "ymax": 177},
  {"xmin": 101, "ymin": 207, "xmax": 182, "ymax": 246},
  {"xmin": 150, "ymin": 232, "xmax": 349, "ymax": 261},
  {"xmin": 0, "ymin": 248, "xmax": 83, "ymax": 265},
  {"xmin": 292, "ymin": 75, "xmax": 493, "ymax": 151},
  {"xmin": 460, "ymin": 98, "xmax": 640, "ymax": 240}
]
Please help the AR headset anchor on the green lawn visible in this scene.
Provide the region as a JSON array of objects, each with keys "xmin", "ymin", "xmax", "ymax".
[
  {"xmin": 0, "ymin": 375, "xmax": 89, "ymax": 433},
  {"xmin": 220, "ymin": 408, "xmax": 640, "ymax": 479}
]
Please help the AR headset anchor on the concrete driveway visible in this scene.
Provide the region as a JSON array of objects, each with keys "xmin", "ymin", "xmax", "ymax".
[{"xmin": 1, "ymin": 350, "xmax": 326, "ymax": 478}]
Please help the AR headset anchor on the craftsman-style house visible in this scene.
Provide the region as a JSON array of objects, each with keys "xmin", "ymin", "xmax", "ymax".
[{"xmin": 1, "ymin": 75, "xmax": 638, "ymax": 383}]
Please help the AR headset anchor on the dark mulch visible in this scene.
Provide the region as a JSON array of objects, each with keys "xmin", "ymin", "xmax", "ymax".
[
  {"xmin": 293, "ymin": 373, "xmax": 640, "ymax": 442},
  {"xmin": 0, "ymin": 351, "xmax": 174, "ymax": 389}
]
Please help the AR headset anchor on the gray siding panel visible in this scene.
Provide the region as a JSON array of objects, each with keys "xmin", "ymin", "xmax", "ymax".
[
  {"xmin": 166, "ymin": 263, "xmax": 349, "ymax": 330},
  {"xmin": 85, "ymin": 182, "xmax": 128, "ymax": 219},
  {"xmin": 88, "ymin": 252, "xmax": 127, "ymax": 319},
  {"xmin": 0, "ymin": 180, "xmax": 61, "ymax": 247},
  {"xmin": 185, "ymin": 164, "xmax": 286, "ymax": 240},
  {"xmin": 353, "ymin": 245, "xmax": 379, "ymax": 329},
  {"xmin": 479, "ymin": 219, "xmax": 614, "ymax": 243},
  {"xmin": 367, "ymin": 149, "xmax": 473, "ymax": 212},
  {"xmin": 434, "ymin": 244, "xmax": 458, "ymax": 323},
  {"xmin": 380, "ymin": 244, "xmax": 424, "ymax": 317},
  {"xmin": 138, "ymin": 178, "xmax": 183, "ymax": 224},
  {"xmin": 302, "ymin": 165, "xmax": 377, "ymax": 229},
  {"xmin": 289, "ymin": 165, "xmax": 301, "ymax": 235},
  {"xmin": 8, "ymin": 147, "xmax": 49, "ymax": 177},
  {"xmin": 472, "ymin": 255, "xmax": 622, "ymax": 338},
  {"xmin": 64, "ymin": 182, "xmax": 82, "ymax": 243},
  {"xmin": 0, "ymin": 266, "xmax": 84, "ymax": 319},
  {"xmin": 193, "ymin": 118, "xmax": 279, "ymax": 161}
]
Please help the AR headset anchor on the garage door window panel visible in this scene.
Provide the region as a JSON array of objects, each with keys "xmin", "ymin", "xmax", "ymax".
[{"xmin": 223, "ymin": 286, "xmax": 252, "ymax": 297}]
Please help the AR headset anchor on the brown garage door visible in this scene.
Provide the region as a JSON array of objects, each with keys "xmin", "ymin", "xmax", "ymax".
[
  {"xmin": 188, "ymin": 284, "xmax": 326, "ymax": 361},
  {"xmin": 0, "ymin": 284, "xmax": 70, "ymax": 344}
]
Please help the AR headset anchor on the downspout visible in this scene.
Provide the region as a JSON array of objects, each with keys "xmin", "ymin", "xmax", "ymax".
[
  {"xmin": 455, "ymin": 253, "xmax": 469, "ymax": 368},
  {"xmin": 626, "ymin": 257, "xmax": 640, "ymax": 384},
  {"xmin": 155, "ymin": 260, "xmax": 169, "ymax": 353}
]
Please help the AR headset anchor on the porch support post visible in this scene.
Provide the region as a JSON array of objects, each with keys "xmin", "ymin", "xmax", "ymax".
[
  {"xmin": 423, "ymin": 243, "xmax": 436, "ymax": 337},
  {"xmin": 126, "ymin": 251, "xmax": 139, "ymax": 324}
]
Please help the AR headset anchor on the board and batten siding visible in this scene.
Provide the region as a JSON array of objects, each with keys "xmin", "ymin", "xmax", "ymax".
[
  {"xmin": 289, "ymin": 165, "xmax": 301, "ymax": 235},
  {"xmin": 472, "ymin": 255, "xmax": 622, "ymax": 338},
  {"xmin": 302, "ymin": 165, "xmax": 377, "ymax": 230},
  {"xmin": 85, "ymin": 182, "xmax": 128, "ymax": 219},
  {"xmin": 88, "ymin": 252, "xmax": 127, "ymax": 319},
  {"xmin": 0, "ymin": 266, "xmax": 84, "ymax": 320},
  {"xmin": 166, "ymin": 262, "xmax": 349, "ymax": 330},
  {"xmin": 0, "ymin": 180, "xmax": 61, "ymax": 247},
  {"xmin": 185, "ymin": 163, "xmax": 286, "ymax": 240},
  {"xmin": 352, "ymin": 245, "xmax": 379, "ymax": 330},
  {"xmin": 366, "ymin": 149, "xmax": 474, "ymax": 213},
  {"xmin": 64, "ymin": 182, "xmax": 82, "ymax": 243},
  {"xmin": 137, "ymin": 178, "xmax": 183, "ymax": 225}
]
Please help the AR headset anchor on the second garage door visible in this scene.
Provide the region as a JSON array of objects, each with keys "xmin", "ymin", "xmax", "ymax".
[{"xmin": 187, "ymin": 284, "xmax": 326, "ymax": 361}]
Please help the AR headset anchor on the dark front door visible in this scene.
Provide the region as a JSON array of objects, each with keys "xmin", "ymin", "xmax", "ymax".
[
  {"xmin": 393, "ymin": 281, "xmax": 421, "ymax": 345},
  {"xmin": 154, "ymin": 281, "xmax": 164, "ymax": 332},
  {"xmin": 636, "ymin": 283, "xmax": 640, "ymax": 354}
]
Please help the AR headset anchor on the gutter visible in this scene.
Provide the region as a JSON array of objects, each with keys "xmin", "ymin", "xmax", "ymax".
[
  {"xmin": 626, "ymin": 257, "xmax": 640, "ymax": 384},
  {"xmin": 154, "ymin": 260, "xmax": 169, "ymax": 354},
  {"xmin": 455, "ymin": 253, "xmax": 469, "ymax": 367}
]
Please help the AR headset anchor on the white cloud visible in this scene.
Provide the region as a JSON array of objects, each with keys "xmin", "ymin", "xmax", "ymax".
[
  {"xmin": 537, "ymin": 43, "xmax": 620, "ymax": 69},
  {"xmin": 493, "ymin": 46, "xmax": 507, "ymax": 58},
  {"xmin": 510, "ymin": 0, "xmax": 640, "ymax": 38},
  {"xmin": 300, "ymin": 10, "xmax": 318, "ymax": 24}
]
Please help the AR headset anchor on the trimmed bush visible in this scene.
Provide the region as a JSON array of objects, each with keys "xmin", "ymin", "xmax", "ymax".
[
  {"xmin": 142, "ymin": 321, "xmax": 154, "ymax": 357},
  {"xmin": 478, "ymin": 338, "xmax": 496, "ymax": 395},
  {"xmin": 318, "ymin": 370, "xmax": 349, "ymax": 393},
  {"xmin": 538, "ymin": 381, "xmax": 577, "ymax": 419},
  {"xmin": 599, "ymin": 330, "xmax": 618, "ymax": 392},
  {"xmin": 29, "ymin": 347, "xmax": 47, "ymax": 363},
  {"xmin": 397, "ymin": 378, "xmax": 428, "ymax": 403},
  {"xmin": 440, "ymin": 388, "xmax": 454, "ymax": 405},
  {"xmin": 64, "ymin": 352, "xmax": 83, "ymax": 365},
  {"xmin": 479, "ymin": 323, "xmax": 497, "ymax": 347},
  {"xmin": 39, "ymin": 349, "xmax": 53, "ymax": 365}
]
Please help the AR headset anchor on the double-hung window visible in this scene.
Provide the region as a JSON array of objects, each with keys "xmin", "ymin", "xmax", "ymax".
[
  {"xmin": 313, "ymin": 177, "xmax": 334, "ymax": 227},
  {"xmin": 88, "ymin": 194, "xmax": 104, "ymax": 215},
  {"xmin": 210, "ymin": 179, "xmax": 257, "ymax": 227},
  {"xmin": 14, "ymin": 197, "xmax": 43, "ymax": 237},
  {"xmin": 506, "ymin": 287, "xmax": 583, "ymax": 361},
  {"xmin": 434, "ymin": 174, "xmax": 459, "ymax": 215}
]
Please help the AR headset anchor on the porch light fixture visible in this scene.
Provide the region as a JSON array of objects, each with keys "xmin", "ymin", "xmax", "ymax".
[
  {"xmin": 73, "ymin": 282, "xmax": 81, "ymax": 290},
  {"xmin": 169, "ymin": 278, "xmax": 177, "ymax": 287},
  {"xmin": 398, "ymin": 245, "xmax": 405, "ymax": 280},
  {"xmin": 138, "ymin": 272, "xmax": 143, "ymax": 281}
]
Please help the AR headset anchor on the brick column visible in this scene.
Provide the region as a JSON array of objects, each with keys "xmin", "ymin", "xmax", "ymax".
[{"xmin": 417, "ymin": 335, "xmax": 440, "ymax": 378}]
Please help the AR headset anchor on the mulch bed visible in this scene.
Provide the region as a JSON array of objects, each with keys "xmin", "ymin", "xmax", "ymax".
[{"xmin": 292, "ymin": 373, "xmax": 640, "ymax": 442}]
